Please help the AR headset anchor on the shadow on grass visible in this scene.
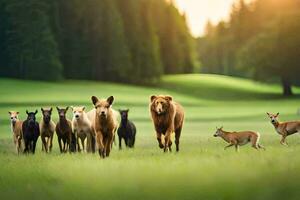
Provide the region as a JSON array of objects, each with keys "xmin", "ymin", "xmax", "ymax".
[{"xmin": 160, "ymin": 80, "xmax": 300, "ymax": 101}]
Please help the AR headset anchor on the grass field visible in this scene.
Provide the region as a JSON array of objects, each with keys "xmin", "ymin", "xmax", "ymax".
[{"xmin": 1, "ymin": 74, "xmax": 300, "ymax": 200}]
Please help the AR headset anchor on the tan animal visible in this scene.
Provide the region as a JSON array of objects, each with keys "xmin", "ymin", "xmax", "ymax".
[
  {"xmin": 213, "ymin": 127, "xmax": 265, "ymax": 151},
  {"xmin": 150, "ymin": 95, "xmax": 184, "ymax": 152},
  {"xmin": 40, "ymin": 108, "xmax": 55, "ymax": 153},
  {"xmin": 8, "ymin": 111, "xmax": 23, "ymax": 154},
  {"xmin": 267, "ymin": 112, "xmax": 300, "ymax": 146},
  {"xmin": 88, "ymin": 96, "xmax": 118, "ymax": 158},
  {"xmin": 71, "ymin": 106, "xmax": 94, "ymax": 152}
]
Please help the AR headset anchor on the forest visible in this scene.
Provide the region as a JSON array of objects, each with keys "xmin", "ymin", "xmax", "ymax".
[
  {"xmin": 198, "ymin": 0, "xmax": 300, "ymax": 96},
  {"xmin": 0, "ymin": 0, "xmax": 196, "ymax": 83},
  {"xmin": 0, "ymin": 0, "xmax": 300, "ymax": 95}
]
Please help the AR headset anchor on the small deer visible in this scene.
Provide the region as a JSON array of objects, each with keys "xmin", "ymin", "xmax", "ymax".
[
  {"xmin": 40, "ymin": 107, "xmax": 55, "ymax": 153},
  {"xmin": 213, "ymin": 126, "xmax": 265, "ymax": 151},
  {"xmin": 8, "ymin": 111, "xmax": 23, "ymax": 154},
  {"xmin": 267, "ymin": 112, "xmax": 300, "ymax": 146},
  {"xmin": 117, "ymin": 109, "xmax": 136, "ymax": 149},
  {"xmin": 56, "ymin": 107, "xmax": 73, "ymax": 153},
  {"xmin": 71, "ymin": 106, "xmax": 94, "ymax": 153}
]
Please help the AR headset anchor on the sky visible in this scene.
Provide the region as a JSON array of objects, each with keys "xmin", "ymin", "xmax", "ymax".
[{"xmin": 174, "ymin": 0, "xmax": 236, "ymax": 37}]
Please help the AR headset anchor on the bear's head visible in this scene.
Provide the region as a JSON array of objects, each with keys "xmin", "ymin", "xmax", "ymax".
[{"xmin": 150, "ymin": 95, "xmax": 173, "ymax": 115}]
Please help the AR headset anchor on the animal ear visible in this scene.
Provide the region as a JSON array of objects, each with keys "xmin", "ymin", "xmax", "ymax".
[
  {"xmin": 49, "ymin": 107, "xmax": 52, "ymax": 112},
  {"xmin": 126, "ymin": 109, "xmax": 129, "ymax": 113},
  {"xmin": 56, "ymin": 107, "xmax": 60, "ymax": 111},
  {"xmin": 276, "ymin": 112, "xmax": 280, "ymax": 117},
  {"xmin": 8, "ymin": 111, "xmax": 11, "ymax": 115},
  {"xmin": 82, "ymin": 106, "xmax": 86, "ymax": 111},
  {"xmin": 266, "ymin": 112, "xmax": 270, "ymax": 116},
  {"xmin": 26, "ymin": 110, "xmax": 29, "ymax": 115},
  {"xmin": 165, "ymin": 95, "xmax": 173, "ymax": 101},
  {"xmin": 220, "ymin": 126, "xmax": 223, "ymax": 130},
  {"xmin": 41, "ymin": 108, "xmax": 44, "ymax": 112},
  {"xmin": 107, "ymin": 96, "xmax": 114, "ymax": 105},
  {"xmin": 150, "ymin": 95, "xmax": 157, "ymax": 102},
  {"xmin": 16, "ymin": 112, "xmax": 19, "ymax": 115},
  {"xmin": 65, "ymin": 107, "xmax": 69, "ymax": 112},
  {"xmin": 91, "ymin": 96, "xmax": 99, "ymax": 105},
  {"xmin": 70, "ymin": 106, "xmax": 74, "ymax": 111},
  {"xmin": 118, "ymin": 109, "xmax": 122, "ymax": 113},
  {"xmin": 34, "ymin": 110, "xmax": 38, "ymax": 115}
]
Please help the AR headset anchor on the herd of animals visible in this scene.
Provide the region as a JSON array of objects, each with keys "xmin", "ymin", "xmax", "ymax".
[{"xmin": 7, "ymin": 94, "xmax": 300, "ymax": 157}]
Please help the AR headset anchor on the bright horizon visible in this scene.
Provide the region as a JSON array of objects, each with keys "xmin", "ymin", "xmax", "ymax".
[{"xmin": 174, "ymin": 0, "xmax": 237, "ymax": 37}]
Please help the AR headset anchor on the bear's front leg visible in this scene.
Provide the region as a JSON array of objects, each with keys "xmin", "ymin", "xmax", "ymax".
[{"xmin": 156, "ymin": 132, "xmax": 164, "ymax": 149}]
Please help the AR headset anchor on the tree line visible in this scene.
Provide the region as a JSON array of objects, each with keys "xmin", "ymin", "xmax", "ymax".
[
  {"xmin": 0, "ymin": 0, "xmax": 197, "ymax": 83},
  {"xmin": 198, "ymin": 0, "xmax": 300, "ymax": 96}
]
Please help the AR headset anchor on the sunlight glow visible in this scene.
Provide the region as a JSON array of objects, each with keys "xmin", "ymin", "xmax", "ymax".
[{"xmin": 174, "ymin": 0, "xmax": 237, "ymax": 37}]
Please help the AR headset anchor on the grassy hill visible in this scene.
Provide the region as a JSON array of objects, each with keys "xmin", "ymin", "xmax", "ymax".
[{"xmin": 1, "ymin": 75, "xmax": 300, "ymax": 200}]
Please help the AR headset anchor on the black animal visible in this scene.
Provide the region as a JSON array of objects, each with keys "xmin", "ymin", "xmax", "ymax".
[
  {"xmin": 55, "ymin": 107, "xmax": 76, "ymax": 153},
  {"xmin": 117, "ymin": 109, "xmax": 136, "ymax": 149},
  {"xmin": 22, "ymin": 110, "xmax": 40, "ymax": 154}
]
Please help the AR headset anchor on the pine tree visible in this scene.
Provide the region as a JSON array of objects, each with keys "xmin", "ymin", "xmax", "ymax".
[{"xmin": 5, "ymin": 0, "xmax": 63, "ymax": 80}]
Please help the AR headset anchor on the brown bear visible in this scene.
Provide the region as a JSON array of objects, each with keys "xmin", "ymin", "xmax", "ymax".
[{"xmin": 150, "ymin": 95, "xmax": 184, "ymax": 152}]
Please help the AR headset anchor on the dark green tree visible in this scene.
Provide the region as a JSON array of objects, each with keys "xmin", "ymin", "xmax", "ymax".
[{"xmin": 5, "ymin": 0, "xmax": 62, "ymax": 80}]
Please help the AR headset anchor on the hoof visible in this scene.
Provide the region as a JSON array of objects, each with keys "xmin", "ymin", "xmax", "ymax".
[{"xmin": 159, "ymin": 144, "xmax": 164, "ymax": 149}]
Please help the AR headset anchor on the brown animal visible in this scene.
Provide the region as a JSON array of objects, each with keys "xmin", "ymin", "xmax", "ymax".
[
  {"xmin": 40, "ymin": 107, "xmax": 55, "ymax": 153},
  {"xmin": 71, "ymin": 106, "xmax": 94, "ymax": 153},
  {"xmin": 55, "ymin": 107, "xmax": 73, "ymax": 153},
  {"xmin": 88, "ymin": 96, "xmax": 118, "ymax": 158},
  {"xmin": 267, "ymin": 112, "xmax": 300, "ymax": 146},
  {"xmin": 213, "ymin": 126, "xmax": 265, "ymax": 151},
  {"xmin": 150, "ymin": 95, "xmax": 184, "ymax": 152},
  {"xmin": 8, "ymin": 111, "xmax": 23, "ymax": 154}
]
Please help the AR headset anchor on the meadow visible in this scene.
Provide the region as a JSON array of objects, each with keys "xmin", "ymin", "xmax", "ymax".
[{"xmin": 1, "ymin": 74, "xmax": 300, "ymax": 200}]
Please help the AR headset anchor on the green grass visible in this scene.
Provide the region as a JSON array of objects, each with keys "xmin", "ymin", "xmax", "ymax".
[{"xmin": 1, "ymin": 74, "xmax": 300, "ymax": 200}]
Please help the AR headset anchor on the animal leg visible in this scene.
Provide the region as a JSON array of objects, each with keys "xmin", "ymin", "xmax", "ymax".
[
  {"xmin": 156, "ymin": 132, "xmax": 164, "ymax": 149},
  {"xmin": 124, "ymin": 137, "xmax": 128, "ymax": 147},
  {"xmin": 96, "ymin": 132, "xmax": 105, "ymax": 158},
  {"xmin": 86, "ymin": 132, "xmax": 92, "ymax": 153},
  {"xmin": 251, "ymin": 136, "xmax": 259, "ymax": 150},
  {"xmin": 17, "ymin": 139, "xmax": 21, "ymax": 155},
  {"xmin": 91, "ymin": 135, "xmax": 96, "ymax": 153},
  {"xmin": 68, "ymin": 134, "xmax": 72, "ymax": 153},
  {"xmin": 224, "ymin": 144, "xmax": 234, "ymax": 150},
  {"xmin": 23, "ymin": 139, "xmax": 29, "ymax": 154},
  {"xmin": 41, "ymin": 136, "xmax": 48, "ymax": 153},
  {"xmin": 118, "ymin": 136, "xmax": 122, "ymax": 150},
  {"xmin": 63, "ymin": 139, "xmax": 67, "ymax": 153},
  {"xmin": 29, "ymin": 141, "xmax": 33, "ymax": 153},
  {"xmin": 80, "ymin": 137, "xmax": 85, "ymax": 152},
  {"xmin": 32, "ymin": 141, "xmax": 37, "ymax": 154},
  {"xmin": 76, "ymin": 133, "xmax": 81, "ymax": 153},
  {"xmin": 132, "ymin": 136, "xmax": 135, "ymax": 148},
  {"xmin": 164, "ymin": 128, "xmax": 172, "ymax": 152},
  {"xmin": 235, "ymin": 144, "xmax": 239, "ymax": 152},
  {"xmin": 175, "ymin": 127, "xmax": 182, "ymax": 152},
  {"xmin": 102, "ymin": 136, "xmax": 108, "ymax": 157},
  {"xmin": 49, "ymin": 135, "xmax": 53, "ymax": 152},
  {"xmin": 105, "ymin": 134, "xmax": 113, "ymax": 157},
  {"xmin": 58, "ymin": 137, "xmax": 63, "ymax": 153},
  {"xmin": 164, "ymin": 130, "xmax": 172, "ymax": 153},
  {"xmin": 258, "ymin": 144, "xmax": 266, "ymax": 150},
  {"xmin": 13, "ymin": 137, "xmax": 18, "ymax": 154},
  {"xmin": 280, "ymin": 134, "xmax": 288, "ymax": 146},
  {"xmin": 128, "ymin": 137, "xmax": 134, "ymax": 148}
]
